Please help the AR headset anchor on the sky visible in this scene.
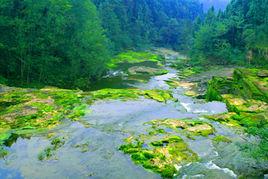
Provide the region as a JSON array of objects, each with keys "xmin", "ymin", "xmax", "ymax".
[{"xmin": 200, "ymin": 0, "xmax": 230, "ymax": 11}]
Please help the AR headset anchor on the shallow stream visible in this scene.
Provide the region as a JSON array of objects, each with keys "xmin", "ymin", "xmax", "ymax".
[{"xmin": 0, "ymin": 58, "xmax": 266, "ymax": 179}]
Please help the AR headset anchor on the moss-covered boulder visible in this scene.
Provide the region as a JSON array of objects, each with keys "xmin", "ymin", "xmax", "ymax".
[
  {"xmin": 165, "ymin": 79, "xmax": 197, "ymax": 89},
  {"xmin": 147, "ymin": 119, "xmax": 214, "ymax": 137},
  {"xmin": 128, "ymin": 66, "xmax": 168, "ymax": 76},
  {"xmin": 257, "ymin": 70, "xmax": 268, "ymax": 78},
  {"xmin": 233, "ymin": 68, "xmax": 268, "ymax": 102},
  {"xmin": 107, "ymin": 51, "xmax": 163, "ymax": 69},
  {"xmin": 222, "ymin": 94, "xmax": 268, "ymax": 113},
  {"xmin": 120, "ymin": 135, "xmax": 198, "ymax": 178},
  {"xmin": 0, "ymin": 86, "xmax": 89, "ymax": 156},
  {"xmin": 88, "ymin": 88, "xmax": 173, "ymax": 103},
  {"xmin": 204, "ymin": 68, "xmax": 268, "ymax": 160},
  {"xmin": 177, "ymin": 67, "xmax": 203, "ymax": 79},
  {"xmin": 212, "ymin": 135, "xmax": 231, "ymax": 144}
]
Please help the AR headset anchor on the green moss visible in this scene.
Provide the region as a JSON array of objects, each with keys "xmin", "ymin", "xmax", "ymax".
[
  {"xmin": 120, "ymin": 135, "xmax": 198, "ymax": 178},
  {"xmin": 38, "ymin": 137, "xmax": 65, "ymax": 161},
  {"xmin": 143, "ymin": 90, "xmax": 173, "ymax": 102},
  {"xmin": 0, "ymin": 146, "xmax": 8, "ymax": 158},
  {"xmin": 128, "ymin": 66, "xmax": 168, "ymax": 76},
  {"xmin": 0, "ymin": 133, "xmax": 11, "ymax": 143},
  {"xmin": 73, "ymin": 142, "xmax": 90, "ymax": 153},
  {"xmin": 233, "ymin": 69, "xmax": 268, "ymax": 102},
  {"xmin": 204, "ymin": 68, "xmax": 268, "ymax": 160},
  {"xmin": 67, "ymin": 104, "xmax": 87, "ymax": 121},
  {"xmin": 147, "ymin": 119, "xmax": 214, "ymax": 137},
  {"xmin": 205, "ymin": 113, "xmax": 241, "ymax": 127},
  {"xmin": 0, "ymin": 86, "xmax": 88, "ymax": 152},
  {"xmin": 213, "ymin": 135, "xmax": 231, "ymax": 144},
  {"xmin": 205, "ymin": 76, "xmax": 233, "ymax": 101},
  {"xmin": 177, "ymin": 67, "xmax": 203, "ymax": 79},
  {"xmin": 89, "ymin": 88, "xmax": 173, "ymax": 103},
  {"xmin": 108, "ymin": 51, "xmax": 162, "ymax": 69},
  {"xmin": 148, "ymin": 128, "xmax": 166, "ymax": 136}
]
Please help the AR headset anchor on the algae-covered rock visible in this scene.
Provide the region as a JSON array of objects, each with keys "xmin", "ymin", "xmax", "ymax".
[
  {"xmin": 108, "ymin": 51, "xmax": 162, "ymax": 69},
  {"xmin": 222, "ymin": 94, "xmax": 268, "ymax": 113},
  {"xmin": 205, "ymin": 112, "xmax": 240, "ymax": 127},
  {"xmin": 128, "ymin": 66, "xmax": 168, "ymax": 76},
  {"xmin": 165, "ymin": 79, "xmax": 196, "ymax": 89},
  {"xmin": 38, "ymin": 137, "xmax": 65, "ymax": 161},
  {"xmin": 212, "ymin": 135, "xmax": 232, "ymax": 144},
  {"xmin": 0, "ymin": 146, "xmax": 8, "ymax": 158},
  {"xmin": 257, "ymin": 70, "xmax": 268, "ymax": 78},
  {"xmin": 0, "ymin": 86, "xmax": 88, "ymax": 151},
  {"xmin": 120, "ymin": 135, "xmax": 198, "ymax": 178},
  {"xmin": 177, "ymin": 67, "xmax": 202, "ymax": 79},
  {"xmin": 147, "ymin": 119, "xmax": 214, "ymax": 137},
  {"xmin": 148, "ymin": 119, "xmax": 188, "ymax": 129},
  {"xmin": 205, "ymin": 76, "xmax": 234, "ymax": 101},
  {"xmin": 143, "ymin": 90, "xmax": 173, "ymax": 102},
  {"xmin": 89, "ymin": 88, "xmax": 173, "ymax": 103},
  {"xmin": 184, "ymin": 90, "xmax": 198, "ymax": 97},
  {"xmin": 186, "ymin": 124, "xmax": 214, "ymax": 137},
  {"xmin": 233, "ymin": 68, "xmax": 268, "ymax": 102}
]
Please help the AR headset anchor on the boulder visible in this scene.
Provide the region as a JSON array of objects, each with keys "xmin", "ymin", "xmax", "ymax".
[
  {"xmin": 128, "ymin": 66, "xmax": 168, "ymax": 76},
  {"xmin": 257, "ymin": 70, "xmax": 268, "ymax": 78}
]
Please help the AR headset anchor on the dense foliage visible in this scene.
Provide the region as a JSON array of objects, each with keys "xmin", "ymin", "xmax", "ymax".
[
  {"xmin": 0, "ymin": 0, "xmax": 109, "ymax": 89},
  {"xmin": 92, "ymin": 0, "xmax": 203, "ymax": 51},
  {"xmin": 0, "ymin": 0, "xmax": 267, "ymax": 88},
  {"xmin": 0, "ymin": 0, "xmax": 204, "ymax": 88},
  {"xmin": 200, "ymin": 0, "xmax": 230, "ymax": 12},
  {"xmin": 191, "ymin": 0, "xmax": 268, "ymax": 66}
]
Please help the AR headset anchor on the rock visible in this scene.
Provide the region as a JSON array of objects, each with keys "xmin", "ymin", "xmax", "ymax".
[
  {"xmin": 120, "ymin": 134, "xmax": 198, "ymax": 178},
  {"xmin": 186, "ymin": 124, "xmax": 214, "ymax": 136},
  {"xmin": 128, "ymin": 66, "xmax": 168, "ymax": 76},
  {"xmin": 184, "ymin": 90, "xmax": 198, "ymax": 97},
  {"xmin": 257, "ymin": 70, "xmax": 268, "ymax": 78}
]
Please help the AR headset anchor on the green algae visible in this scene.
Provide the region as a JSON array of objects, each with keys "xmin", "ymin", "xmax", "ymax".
[
  {"xmin": 184, "ymin": 90, "xmax": 198, "ymax": 97},
  {"xmin": 38, "ymin": 137, "xmax": 65, "ymax": 161},
  {"xmin": 89, "ymin": 88, "xmax": 173, "ymax": 103},
  {"xmin": 128, "ymin": 66, "xmax": 168, "ymax": 76},
  {"xmin": 0, "ymin": 146, "xmax": 8, "ymax": 158},
  {"xmin": 205, "ymin": 112, "xmax": 241, "ymax": 127},
  {"xmin": 119, "ymin": 118, "xmax": 207, "ymax": 177},
  {"xmin": 0, "ymin": 85, "xmax": 173, "ymax": 157},
  {"xmin": 108, "ymin": 51, "xmax": 162, "ymax": 69},
  {"xmin": 0, "ymin": 86, "xmax": 89, "ymax": 156},
  {"xmin": 147, "ymin": 119, "xmax": 214, "ymax": 137},
  {"xmin": 120, "ymin": 135, "xmax": 198, "ymax": 178},
  {"xmin": 212, "ymin": 135, "xmax": 231, "ymax": 144},
  {"xmin": 0, "ymin": 87, "xmax": 86, "ymax": 131},
  {"xmin": 206, "ymin": 68, "xmax": 268, "ymax": 103},
  {"xmin": 73, "ymin": 142, "xmax": 90, "ymax": 153},
  {"xmin": 205, "ymin": 68, "xmax": 268, "ymax": 160},
  {"xmin": 177, "ymin": 67, "xmax": 203, "ymax": 79}
]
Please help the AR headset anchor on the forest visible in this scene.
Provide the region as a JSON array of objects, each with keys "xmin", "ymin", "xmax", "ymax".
[
  {"xmin": 0, "ymin": 0, "xmax": 267, "ymax": 89},
  {"xmin": 0, "ymin": 0, "xmax": 267, "ymax": 178}
]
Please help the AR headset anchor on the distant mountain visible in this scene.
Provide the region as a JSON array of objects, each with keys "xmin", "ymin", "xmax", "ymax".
[{"xmin": 200, "ymin": 0, "xmax": 230, "ymax": 11}]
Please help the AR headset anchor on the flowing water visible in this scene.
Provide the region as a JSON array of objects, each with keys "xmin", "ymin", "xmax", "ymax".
[{"xmin": 0, "ymin": 57, "xmax": 267, "ymax": 179}]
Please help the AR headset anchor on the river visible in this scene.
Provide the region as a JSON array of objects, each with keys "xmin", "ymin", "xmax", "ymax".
[{"xmin": 0, "ymin": 52, "xmax": 266, "ymax": 179}]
